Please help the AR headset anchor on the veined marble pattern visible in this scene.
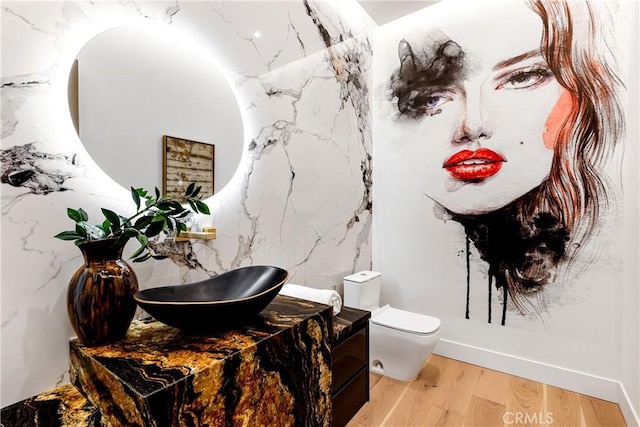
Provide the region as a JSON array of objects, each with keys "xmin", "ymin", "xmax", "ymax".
[{"xmin": 1, "ymin": 0, "xmax": 375, "ymax": 406}]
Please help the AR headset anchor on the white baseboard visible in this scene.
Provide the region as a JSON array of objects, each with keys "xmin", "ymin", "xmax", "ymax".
[
  {"xmin": 619, "ymin": 383, "xmax": 640, "ymax": 427},
  {"xmin": 435, "ymin": 339, "xmax": 640, "ymax": 427}
]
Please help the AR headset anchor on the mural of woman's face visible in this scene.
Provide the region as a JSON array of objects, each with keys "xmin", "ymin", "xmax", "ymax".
[{"xmin": 390, "ymin": 1, "xmax": 573, "ymax": 215}]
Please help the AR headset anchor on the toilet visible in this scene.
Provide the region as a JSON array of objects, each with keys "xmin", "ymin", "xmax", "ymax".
[{"xmin": 343, "ymin": 271, "xmax": 440, "ymax": 381}]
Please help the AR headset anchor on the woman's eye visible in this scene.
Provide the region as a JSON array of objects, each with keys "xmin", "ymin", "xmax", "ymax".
[
  {"xmin": 497, "ymin": 68, "xmax": 553, "ymax": 90},
  {"xmin": 399, "ymin": 90, "xmax": 454, "ymax": 118},
  {"xmin": 425, "ymin": 95, "xmax": 446, "ymax": 108}
]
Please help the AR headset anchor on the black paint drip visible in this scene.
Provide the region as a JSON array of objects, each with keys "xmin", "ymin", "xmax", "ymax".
[
  {"xmin": 465, "ymin": 235, "xmax": 470, "ymax": 320},
  {"xmin": 488, "ymin": 275, "xmax": 493, "ymax": 323},
  {"xmin": 454, "ymin": 193, "xmax": 570, "ymax": 321}
]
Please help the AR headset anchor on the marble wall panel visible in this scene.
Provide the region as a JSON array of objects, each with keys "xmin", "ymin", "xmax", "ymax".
[{"xmin": 1, "ymin": 0, "xmax": 374, "ymax": 406}]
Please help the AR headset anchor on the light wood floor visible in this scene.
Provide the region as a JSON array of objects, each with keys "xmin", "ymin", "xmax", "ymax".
[{"xmin": 347, "ymin": 354, "xmax": 627, "ymax": 427}]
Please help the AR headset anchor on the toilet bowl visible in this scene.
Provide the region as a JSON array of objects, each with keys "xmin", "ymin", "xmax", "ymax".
[
  {"xmin": 369, "ymin": 305, "xmax": 440, "ymax": 381},
  {"xmin": 343, "ymin": 271, "xmax": 441, "ymax": 382}
]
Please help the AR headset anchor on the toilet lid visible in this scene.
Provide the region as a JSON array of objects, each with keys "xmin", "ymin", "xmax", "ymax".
[{"xmin": 371, "ymin": 306, "xmax": 440, "ymax": 335}]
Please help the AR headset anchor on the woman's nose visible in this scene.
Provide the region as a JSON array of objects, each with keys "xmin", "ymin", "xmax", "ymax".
[{"xmin": 453, "ymin": 87, "xmax": 492, "ymax": 144}]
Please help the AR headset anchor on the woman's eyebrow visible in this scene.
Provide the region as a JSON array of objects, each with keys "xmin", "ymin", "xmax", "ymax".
[{"xmin": 493, "ymin": 49, "xmax": 543, "ymax": 71}]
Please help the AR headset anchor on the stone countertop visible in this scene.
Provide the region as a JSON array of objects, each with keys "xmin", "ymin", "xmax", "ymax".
[
  {"xmin": 2, "ymin": 295, "xmax": 334, "ymax": 427},
  {"xmin": 332, "ymin": 305, "xmax": 371, "ymax": 345},
  {"xmin": 1, "ymin": 297, "xmax": 371, "ymax": 427},
  {"xmin": 0, "ymin": 384, "xmax": 111, "ymax": 427}
]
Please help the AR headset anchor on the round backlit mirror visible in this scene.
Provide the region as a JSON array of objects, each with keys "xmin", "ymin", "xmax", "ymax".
[{"xmin": 68, "ymin": 25, "xmax": 244, "ymax": 198}]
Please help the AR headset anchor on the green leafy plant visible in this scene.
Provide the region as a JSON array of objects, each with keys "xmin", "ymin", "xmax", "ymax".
[{"xmin": 54, "ymin": 183, "xmax": 210, "ymax": 262}]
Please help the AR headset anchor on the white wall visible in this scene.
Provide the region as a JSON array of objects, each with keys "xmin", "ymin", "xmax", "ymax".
[
  {"xmin": 619, "ymin": 2, "xmax": 640, "ymax": 423},
  {"xmin": 0, "ymin": 0, "xmax": 374, "ymax": 407},
  {"xmin": 372, "ymin": 0, "xmax": 638, "ymax": 423}
]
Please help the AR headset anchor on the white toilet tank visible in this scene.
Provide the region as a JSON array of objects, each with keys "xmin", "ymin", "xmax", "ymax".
[{"xmin": 343, "ymin": 271, "xmax": 381, "ymax": 311}]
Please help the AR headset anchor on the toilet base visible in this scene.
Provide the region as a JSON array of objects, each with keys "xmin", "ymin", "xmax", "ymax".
[
  {"xmin": 368, "ymin": 320, "xmax": 440, "ymax": 381},
  {"xmin": 370, "ymin": 360, "xmax": 421, "ymax": 382}
]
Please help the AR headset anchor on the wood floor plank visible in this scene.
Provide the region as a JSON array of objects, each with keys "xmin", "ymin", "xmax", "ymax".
[
  {"xmin": 505, "ymin": 377, "xmax": 545, "ymax": 427},
  {"xmin": 382, "ymin": 393, "xmax": 434, "ymax": 426},
  {"xmin": 426, "ymin": 354, "xmax": 449, "ymax": 368},
  {"xmin": 463, "ymin": 396, "xmax": 506, "ymax": 427},
  {"xmin": 545, "ymin": 384, "xmax": 582, "ymax": 427},
  {"xmin": 473, "ymin": 367, "xmax": 511, "ymax": 406},
  {"xmin": 580, "ymin": 394, "xmax": 627, "ymax": 427},
  {"xmin": 430, "ymin": 356, "xmax": 483, "ymax": 417},
  {"xmin": 420, "ymin": 405, "xmax": 465, "ymax": 427},
  {"xmin": 382, "ymin": 360, "xmax": 442, "ymax": 426},
  {"xmin": 370, "ymin": 372, "xmax": 383, "ymax": 389},
  {"xmin": 414, "ymin": 358, "xmax": 443, "ymax": 388},
  {"xmin": 349, "ymin": 374, "xmax": 408, "ymax": 426}
]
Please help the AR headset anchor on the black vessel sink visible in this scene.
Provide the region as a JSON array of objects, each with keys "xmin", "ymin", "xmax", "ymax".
[{"xmin": 134, "ymin": 265, "xmax": 289, "ymax": 332}]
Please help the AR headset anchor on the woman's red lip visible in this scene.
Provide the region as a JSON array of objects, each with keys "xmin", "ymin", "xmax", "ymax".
[{"xmin": 443, "ymin": 148, "xmax": 505, "ymax": 181}]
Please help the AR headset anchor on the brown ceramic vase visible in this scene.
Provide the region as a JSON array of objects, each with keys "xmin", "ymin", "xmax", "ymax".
[{"xmin": 67, "ymin": 238, "xmax": 138, "ymax": 346}]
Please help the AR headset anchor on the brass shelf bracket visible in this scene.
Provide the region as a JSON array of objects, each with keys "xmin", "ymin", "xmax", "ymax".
[{"xmin": 175, "ymin": 227, "xmax": 217, "ymax": 242}]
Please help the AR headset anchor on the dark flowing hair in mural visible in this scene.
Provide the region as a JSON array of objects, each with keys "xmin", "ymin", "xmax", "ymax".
[
  {"xmin": 391, "ymin": 0, "xmax": 625, "ymax": 324},
  {"xmin": 459, "ymin": 0, "xmax": 624, "ymax": 323}
]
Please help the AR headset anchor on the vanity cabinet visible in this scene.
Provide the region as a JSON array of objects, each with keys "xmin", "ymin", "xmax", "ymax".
[
  {"xmin": 331, "ymin": 306, "xmax": 371, "ymax": 427},
  {"xmin": 1, "ymin": 298, "xmax": 371, "ymax": 427},
  {"xmin": 1, "ymin": 295, "xmax": 334, "ymax": 427}
]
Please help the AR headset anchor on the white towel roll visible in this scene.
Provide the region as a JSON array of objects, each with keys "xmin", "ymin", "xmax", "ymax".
[{"xmin": 279, "ymin": 284, "xmax": 342, "ymax": 315}]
